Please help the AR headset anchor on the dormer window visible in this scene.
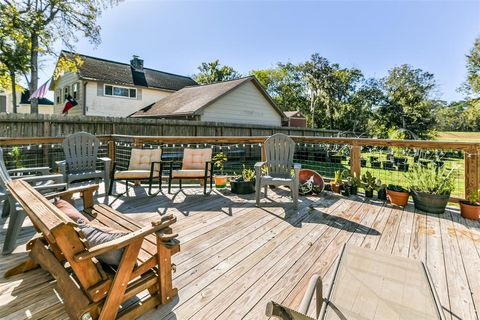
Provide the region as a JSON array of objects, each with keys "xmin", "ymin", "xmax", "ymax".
[{"xmin": 104, "ymin": 84, "xmax": 137, "ymax": 99}]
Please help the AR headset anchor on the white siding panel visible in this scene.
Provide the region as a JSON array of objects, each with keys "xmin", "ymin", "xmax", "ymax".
[
  {"xmin": 201, "ymin": 82, "xmax": 282, "ymax": 126},
  {"xmin": 85, "ymin": 82, "xmax": 172, "ymax": 117}
]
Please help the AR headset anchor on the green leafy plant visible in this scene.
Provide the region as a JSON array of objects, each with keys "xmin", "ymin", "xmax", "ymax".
[
  {"xmin": 406, "ymin": 165, "xmax": 455, "ymax": 195},
  {"xmin": 212, "ymin": 152, "xmax": 228, "ymax": 175},
  {"xmin": 240, "ymin": 165, "xmax": 255, "ymax": 182},
  {"xmin": 387, "ymin": 184, "xmax": 408, "ymax": 193},
  {"xmin": 360, "ymin": 171, "xmax": 377, "ymax": 191},
  {"xmin": 333, "ymin": 170, "xmax": 344, "ymax": 185},
  {"xmin": 465, "ymin": 189, "xmax": 480, "ymax": 204},
  {"xmin": 8, "ymin": 146, "xmax": 23, "ymax": 168},
  {"xmin": 345, "ymin": 172, "xmax": 360, "ymax": 187}
]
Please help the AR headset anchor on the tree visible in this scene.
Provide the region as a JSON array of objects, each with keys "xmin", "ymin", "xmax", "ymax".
[
  {"xmin": 3, "ymin": 0, "xmax": 119, "ymax": 113},
  {"xmin": 250, "ymin": 62, "xmax": 308, "ymax": 113},
  {"xmin": 194, "ymin": 60, "xmax": 241, "ymax": 84},
  {"xmin": 373, "ymin": 65, "xmax": 437, "ymax": 138},
  {"xmin": 464, "ymin": 36, "xmax": 480, "ymax": 96},
  {"xmin": 0, "ymin": 3, "xmax": 31, "ymax": 113}
]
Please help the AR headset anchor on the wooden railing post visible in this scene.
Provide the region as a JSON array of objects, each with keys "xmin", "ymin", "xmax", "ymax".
[
  {"xmin": 350, "ymin": 145, "xmax": 361, "ymax": 179},
  {"xmin": 464, "ymin": 145, "xmax": 480, "ymax": 198},
  {"xmin": 107, "ymin": 137, "xmax": 116, "ymax": 163}
]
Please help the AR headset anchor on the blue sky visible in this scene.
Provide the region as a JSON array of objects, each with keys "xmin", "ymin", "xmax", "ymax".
[{"xmin": 43, "ymin": 0, "xmax": 480, "ymax": 102}]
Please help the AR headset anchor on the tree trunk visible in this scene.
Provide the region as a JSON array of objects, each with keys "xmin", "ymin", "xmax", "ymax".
[
  {"xmin": 30, "ymin": 32, "xmax": 39, "ymax": 114},
  {"xmin": 9, "ymin": 71, "xmax": 17, "ymax": 113},
  {"xmin": 310, "ymin": 94, "xmax": 315, "ymax": 128}
]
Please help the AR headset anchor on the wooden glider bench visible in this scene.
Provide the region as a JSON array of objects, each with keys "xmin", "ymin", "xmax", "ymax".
[{"xmin": 4, "ymin": 180, "xmax": 180, "ymax": 320}]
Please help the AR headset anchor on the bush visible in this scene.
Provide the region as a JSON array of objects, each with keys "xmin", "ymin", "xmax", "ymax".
[{"xmin": 406, "ymin": 165, "xmax": 455, "ymax": 195}]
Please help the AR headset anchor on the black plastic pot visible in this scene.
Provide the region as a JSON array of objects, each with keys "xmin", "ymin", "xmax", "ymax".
[
  {"xmin": 360, "ymin": 159, "xmax": 367, "ymax": 167},
  {"xmin": 411, "ymin": 190, "xmax": 450, "ymax": 214},
  {"xmin": 370, "ymin": 156, "xmax": 378, "ymax": 163},
  {"xmin": 341, "ymin": 187, "xmax": 351, "ymax": 197},
  {"xmin": 230, "ymin": 180, "xmax": 255, "ymax": 194},
  {"xmin": 329, "ymin": 156, "xmax": 342, "ymax": 164},
  {"xmin": 377, "ymin": 188, "xmax": 387, "ymax": 200},
  {"xmin": 365, "ymin": 189, "xmax": 374, "ymax": 198},
  {"xmin": 382, "ymin": 161, "xmax": 394, "ymax": 170},
  {"xmin": 371, "ymin": 161, "xmax": 381, "ymax": 169},
  {"xmin": 394, "ymin": 157, "xmax": 407, "ymax": 165},
  {"xmin": 397, "ymin": 163, "xmax": 409, "ymax": 172},
  {"xmin": 349, "ymin": 185, "xmax": 358, "ymax": 195}
]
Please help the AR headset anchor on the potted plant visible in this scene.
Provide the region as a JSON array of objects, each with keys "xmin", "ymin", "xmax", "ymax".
[
  {"xmin": 360, "ymin": 158, "xmax": 367, "ymax": 167},
  {"xmin": 345, "ymin": 173, "xmax": 360, "ymax": 196},
  {"xmin": 377, "ymin": 183, "xmax": 387, "ymax": 200},
  {"xmin": 212, "ymin": 152, "xmax": 228, "ymax": 188},
  {"xmin": 382, "ymin": 160, "xmax": 394, "ymax": 170},
  {"xmin": 230, "ymin": 165, "xmax": 255, "ymax": 194},
  {"xmin": 460, "ymin": 190, "xmax": 480, "ymax": 220},
  {"xmin": 331, "ymin": 170, "xmax": 343, "ymax": 194},
  {"xmin": 361, "ymin": 171, "xmax": 376, "ymax": 198},
  {"xmin": 406, "ymin": 165, "xmax": 455, "ymax": 214},
  {"xmin": 386, "ymin": 184, "xmax": 409, "ymax": 206},
  {"xmin": 371, "ymin": 160, "xmax": 381, "ymax": 169},
  {"xmin": 8, "ymin": 146, "xmax": 23, "ymax": 168}
]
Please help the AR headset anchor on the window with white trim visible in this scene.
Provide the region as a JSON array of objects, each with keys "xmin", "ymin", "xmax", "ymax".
[
  {"xmin": 104, "ymin": 84, "xmax": 137, "ymax": 99},
  {"xmin": 72, "ymin": 83, "xmax": 79, "ymax": 99},
  {"xmin": 63, "ymin": 87, "xmax": 69, "ymax": 100}
]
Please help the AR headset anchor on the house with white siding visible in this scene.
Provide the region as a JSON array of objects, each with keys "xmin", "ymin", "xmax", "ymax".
[
  {"xmin": 131, "ymin": 77, "xmax": 286, "ymax": 127},
  {"xmin": 49, "ymin": 51, "xmax": 197, "ymax": 117},
  {"xmin": 0, "ymin": 88, "xmax": 54, "ymax": 114}
]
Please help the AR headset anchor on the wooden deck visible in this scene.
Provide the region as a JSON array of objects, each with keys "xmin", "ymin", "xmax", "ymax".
[{"xmin": 1, "ymin": 184, "xmax": 480, "ymax": 320}]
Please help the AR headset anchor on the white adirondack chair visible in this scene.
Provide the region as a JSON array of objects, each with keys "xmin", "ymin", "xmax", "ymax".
[
  {"xmin": 56, "ymin": 132, "xmax": 111, "ymax": 191},
  {"xmin": 255, "ymin": 134, "xmax": 301, "ymax": 208},
  {"xmin": 0, "ymin": 147, "xmax": 66, "ymax": 254}
]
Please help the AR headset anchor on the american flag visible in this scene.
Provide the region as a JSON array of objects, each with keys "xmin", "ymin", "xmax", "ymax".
[{"xmin": 28, "ymin": 78, "xmax": 51, "ymax": 100}]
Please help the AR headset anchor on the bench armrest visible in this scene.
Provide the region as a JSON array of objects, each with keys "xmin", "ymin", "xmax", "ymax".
[
  {"xmin": 74, "ymin": 214, "xmax": 177, "ymax": 262},
  {"xmin": 14, "ymin": 174, "xmax": 64, "ymax": 184},
  {"xmin": 8, "ymin": 167, "xmax": 51, "ymax": 175}
]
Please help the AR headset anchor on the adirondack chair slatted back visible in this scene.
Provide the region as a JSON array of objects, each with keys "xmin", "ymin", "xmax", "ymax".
[
  {"xmin": 264, "ymin": 134, "xmax": 296, "ymax": 177},
  {"xmin": 63, "ymin": 132, "xmax": 100, "ymax": 173},
  {"xmin": 7, "ymin": 180, "xmax": 105, "ymax": 289}
]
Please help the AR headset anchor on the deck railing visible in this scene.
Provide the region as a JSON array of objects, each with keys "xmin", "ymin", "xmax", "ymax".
[{"xmin": 0, "ymin": 134, "xmax": 479, "ymax": 200}]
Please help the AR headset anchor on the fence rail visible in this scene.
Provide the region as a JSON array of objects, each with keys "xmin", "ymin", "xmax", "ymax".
[{"xmin": 1, "ymin": 133, "xmax": 478, "ymax": 201}]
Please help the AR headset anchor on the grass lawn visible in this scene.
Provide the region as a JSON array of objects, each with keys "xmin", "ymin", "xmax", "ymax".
[{"xmin": 436, "ymin": 131, "xmax": 480, "ymax": 142}]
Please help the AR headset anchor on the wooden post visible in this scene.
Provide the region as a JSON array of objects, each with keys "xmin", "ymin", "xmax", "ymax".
[
  {"xmin": 107, "ymin": 139, "xmax": 116, "ymax": 163},
  {"xmin": 350, "ymin": 145, "xmax": 361, "ymax": 179},
  {"xmin": 261, "ymin": 143, "xmax": 265, "ymax": 162},
  {"xmin": 464, "ymin": 146, "xmax": 480, "ymax": 198}
]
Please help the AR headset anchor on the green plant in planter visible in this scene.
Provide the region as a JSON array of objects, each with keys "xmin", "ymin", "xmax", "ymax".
[
  {"xmin": 361, "ymin": 171, "xmax": 377, "ymax": 197},
  {"xmin": 406, "ymin": 165, "xmax": 455, "ymax": 195},
  {"xmin": 406, "ymin": 165, "xmax": 455, "ymax": 214},
  {"xmin": 231, "ymin": 165, "xmax": 256, "ymax": 194},
  {"xmin": 212, "ymin": 152, "xmax": 228, "ymax": 176},
  {"xmin": 387, "ymin": 184, "xmax": 408, "ymax": 193},
  {"xmin": 8, "ymin": 146, "xmax": 23, "ymax": 168},
  {"xmin": 333, "ymin": 170, "xmax": 343, "ymax": 185},
  {"xmin": 466, "ymin": 190, "xmax": 480, "ymax": 204}
]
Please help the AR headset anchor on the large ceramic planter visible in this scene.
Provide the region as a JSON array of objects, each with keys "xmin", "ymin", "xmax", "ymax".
[
  {"xmin": 214, "ymin": 175, "xmax": 228, "ymax": 189},
  {"xmin": 460, "ymin": 201, "xmax": 480, "ymax": 220},
  {"xmin": 230, "ymin": 180, "xmax": 255, "ymax": 194},
  {"xmin": 387, "ymin": 189, "xmax": 409, "ymax": 207},
  {"xmin": 411, "ymin": 190, "xmax": 450, "ymax": 214}
]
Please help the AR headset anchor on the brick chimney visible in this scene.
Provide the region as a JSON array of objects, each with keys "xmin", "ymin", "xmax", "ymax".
[{"xmin": 130, "ymin": 55, "xmax": 144, "ymax": 71}]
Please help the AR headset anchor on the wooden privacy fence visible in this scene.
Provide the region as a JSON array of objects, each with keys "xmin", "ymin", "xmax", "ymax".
[
  {"xmin": 0, "ymin": 113, "xmax": 347, "ymax": 138},
  {"xmin": 0, "ymin": 134, "xmax": 479, "ymax": 200}
]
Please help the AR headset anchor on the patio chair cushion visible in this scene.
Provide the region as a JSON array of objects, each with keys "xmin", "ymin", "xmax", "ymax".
[
  {"xmin": 172, "ymin": 169, "xmax": 208, "ymax": 178},
  {"xmin": 182, "ymin": 148, "xmax": 212, "ymax": 170},
  {"xmin": 114, "ymin": 169, "xmax": 160, "ymax": 180},
  {"xmin": 129, "ymin": 148, "xmax": 162, "ymax": 171},
  {"xmin": 54, "ymin": 199, "xmax": 83, "ymax": 222}
]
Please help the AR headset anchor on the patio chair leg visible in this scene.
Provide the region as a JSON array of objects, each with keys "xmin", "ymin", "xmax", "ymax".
[
  {"xmin": 264, "ymin": 185, "xmax": 268, "ymax": 197},
  {"xmin": 1, "ymin": 199, "xmax": 10, "ymax": 218},
  {"xmin": 168, "ymin": 177, "xmax": 172, "ymax": 194},
  {"xmin": 3, "ymin": 208, "xmax": 26, "ymax": 255},
  {"xmin": 108, "ymin": 177, "xmax": 115, "ymax": 196},
  {"xmin": 204, "ymin": 177, "xmax": 207, "ymax": 194}
]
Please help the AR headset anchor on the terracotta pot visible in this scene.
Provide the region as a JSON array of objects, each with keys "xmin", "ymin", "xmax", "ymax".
[
  {"xmin": 460, "ymin": 201, "xmax": 480, "ymax": 220},
  {"xmin": 331, "ymin": 182, "xmax": 341, "ymax": 194},
  {"xmin": 387, "ymin": 189, "xmax": 409, "ymax": 207},
  {"xmin": 214, "ymin": 175, "xmax": 228, "ymax": 189}
]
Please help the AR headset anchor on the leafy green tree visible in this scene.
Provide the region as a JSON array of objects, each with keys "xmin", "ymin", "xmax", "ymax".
[
  {"xmin": 195, "ymin": 60, "xmax": 241, "ymax": 84},
  {"xmin": 435, "ymin": 101, "xmax": 467, "ymax": 131},
  {"xmin": 374, "ymin": 64, "xmax": 437, "ymax": 138},
  {"xmin": 0, "ymin": 3, "xmax": 31, "ymax": 113},
  {"xmin": 250, "ymin": 62, "xmax": 308, "ymax": 113},
  {"xmin": 465, "ymin": 37, "xmax": 480, "ymax": 96},
  {"xmin": 3, "ymin": 0, "xmax": 119, "ymax": 113}
]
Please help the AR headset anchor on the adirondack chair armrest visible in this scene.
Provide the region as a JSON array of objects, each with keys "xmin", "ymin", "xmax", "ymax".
[
  {"xmin": 55, "ymin": 160, "xmax": 66, "ymax": 174},
  {"xmin": 293, "ymin": 163, "xmax": 301, "ymax": 176},
  {"xmin": 14, "ymin": 173, "xmax": 64, "ymax": 184},
  {"xmin": 73, "ymin": 214, "xmax": 177, "ymax": 262},
  {"xmin": 8, "ymin": 166, "xmax": 51, "ymax": 175},
  {"xmin": 97, "ymin": 157, "xmax": 111, "ymax": 163},
  {"xmin": 45, "ymin": 184, "xmax": 99, "ymax": 209}
]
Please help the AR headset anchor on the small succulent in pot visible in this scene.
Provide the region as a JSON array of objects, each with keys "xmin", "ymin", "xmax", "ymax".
[
  {"xmin": 331, "ymin": 170, "xmax": 344, "ymax": 194},
  {"xmin": 345, "ymin": 173, "xmax": 360, "ymax": 196},
  {"xmin": 361, "ymin": 171, "xmax": 377, "ymax": 198},
  {"xmin": 460, "ymin": 190, "xmax": 480, "ymax": 220}
]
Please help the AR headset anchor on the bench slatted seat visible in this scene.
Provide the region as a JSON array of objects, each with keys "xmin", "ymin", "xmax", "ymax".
[{"xmin": 5, "ymin": 180, "xmax": 180, "ymax": 320}]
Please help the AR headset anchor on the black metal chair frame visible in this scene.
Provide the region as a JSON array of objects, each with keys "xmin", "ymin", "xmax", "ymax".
[{"xmin": 155, "ymin": 160, "xmax": 213, "ymax": 195}]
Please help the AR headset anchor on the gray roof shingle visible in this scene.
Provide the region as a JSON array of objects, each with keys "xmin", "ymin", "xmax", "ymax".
[
  {"xmin": 130, "ymin": 77, "xmax": 285, "ymax": 119},
  {"xmin": 61, "ymin": 51, "xmax": 197, "ymax": 91}
]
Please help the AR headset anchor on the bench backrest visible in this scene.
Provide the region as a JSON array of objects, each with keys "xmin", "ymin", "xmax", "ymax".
[
  {"xmin": 7, "ymin": 179, "xmax": 104, "ymax": 290},
  {"xmin": 62, "ymin": 132, "xmax": 100, "ymax": 173}
]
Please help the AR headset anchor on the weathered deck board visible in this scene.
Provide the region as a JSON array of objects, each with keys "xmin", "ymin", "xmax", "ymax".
[{"xmin": 1, "ymin": 185, "xmax": 480, "ymax": 320}]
